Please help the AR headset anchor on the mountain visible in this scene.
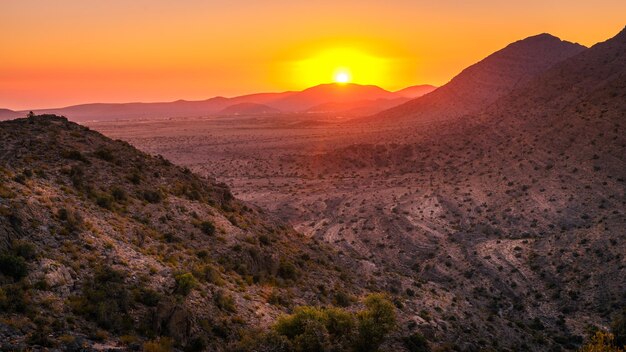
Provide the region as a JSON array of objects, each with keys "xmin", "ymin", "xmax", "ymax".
[
  {"xmin": 0, "ymin": 108, "xmax": 20, "ymax": 120},
  {"xmin": 394, "ymin": 84, "xmax": 437, "ymax": 98},
  {"xmin": 2, "ymin": 83, "xmax": 434, "ymax": 122},
  {"xmin": 218, "ymin": 102, "xmax": 281, "ymax": 115},
  {"xmin": 0, "ymin": 115, "xmax": 372, "ymax": 350},
  {"xmin": 369, "ymin": 33, "xmax": 587, "ymax": 123},
  {"xmin": 268, "ymin": 83, "xmax": 401, "ymax": 112},
  {"xmin": 287, "ymin": 26, "xmax": 625, "ymax": 349}
]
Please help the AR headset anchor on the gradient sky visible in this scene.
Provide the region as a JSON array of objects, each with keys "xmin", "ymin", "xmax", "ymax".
[{"xmin": 1, "ymin": 0, "xmax": 625, "ymax": 110}]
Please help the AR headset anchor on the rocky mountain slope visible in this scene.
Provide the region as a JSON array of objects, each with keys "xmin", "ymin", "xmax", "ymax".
[
  {"xmin": 297, "ymin": 26, "xmax": 626, "ymax": 349},
  {"xmin": 369, "ymin": 33, "xmax": 586, "ymax": 123}
]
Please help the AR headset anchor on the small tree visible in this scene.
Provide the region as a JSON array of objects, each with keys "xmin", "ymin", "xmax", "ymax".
[
  {"xmin": 174, "ymin": 273, "xmax": 197, "ymax": 296},
  {"xmin": 355, "ymin": 294, "xmax": 397, "ymax": 352}
]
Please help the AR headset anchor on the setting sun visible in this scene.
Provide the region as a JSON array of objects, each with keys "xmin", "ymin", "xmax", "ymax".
[
  {"xmin": 286, "ymin": 47, "xmax": 392, "ymax": 89},
  {"xmin": 334, "ymin": 70, "xmax": 351, "ymax": 84}
]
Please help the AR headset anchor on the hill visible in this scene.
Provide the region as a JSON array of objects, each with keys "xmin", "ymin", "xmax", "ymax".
[
  {"xmin": 369, "ymin": 33, "xmax": 586, "ymax": 123},
  {"xmin": 268, "ymin": 83, "xmax": 401, "ymax": 112},
  {"xmin": 394, "ymin": 85, "xmax": 437, "ymax": 98},
  {"xmin": 0, "ymin": 115, "xmax": 382, "ymax": 350},
  {"xmin": 0, "ymin": 109, "xmax": 20, "ymax": 120}
]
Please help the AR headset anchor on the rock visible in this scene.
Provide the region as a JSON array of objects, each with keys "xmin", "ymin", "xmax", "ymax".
[{"xmin": 40, "ymin": 259, "xmax": 75, "ymax": 296}]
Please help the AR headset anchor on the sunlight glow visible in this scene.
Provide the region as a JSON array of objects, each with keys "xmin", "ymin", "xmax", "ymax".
[
  {"xmin": 334, "ymin": 70, "xmax": 351, "ymax": 83},
  {"xmin": 289, "ymin": 48, "xmax": 391, "ymax": 87}
]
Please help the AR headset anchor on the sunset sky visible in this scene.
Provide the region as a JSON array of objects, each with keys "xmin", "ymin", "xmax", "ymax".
[{"xmin": 1, "ymin": 0, "xmax": 625, "ymax": 110}]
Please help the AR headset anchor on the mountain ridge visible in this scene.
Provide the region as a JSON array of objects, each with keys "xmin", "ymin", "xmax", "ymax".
[
  {"xmin": 366, "ymin": 33, "xmax": 587, "ymax": 124},
  {"xmin": 0, "ymin": 83, "xmax": 435, "ymax": 122}
]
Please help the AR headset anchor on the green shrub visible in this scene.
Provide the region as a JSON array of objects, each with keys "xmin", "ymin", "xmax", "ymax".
[
  {"xmin": 0, "ymin": 253, "xmax": 28, "ymax": 280},
  {"xmin": 174, "ymin": 273, "xmax": 197, "ymax": 296},
  {"xmin": 579, "ymin": 331, "xmax": 624, "ymax": 352},
  {"xmin": 354, "ymin": 294, "xmax": 397, "ymax": 352},
  {"xmin": 273, "ymin": 305, "xmax": 356, "ymax": 351}
]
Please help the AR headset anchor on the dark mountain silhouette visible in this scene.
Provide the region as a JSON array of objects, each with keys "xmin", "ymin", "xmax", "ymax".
[
  {"xmin": 2, "ymin": 83, "xmax": 434, "ymax": 122},
  {"xmin": 369, "ymin": 33, "xmax": 587, "ymax": 123},
  {"xmin": 268, "ymin": 83, "xmax": 401, "ymax": 111}
]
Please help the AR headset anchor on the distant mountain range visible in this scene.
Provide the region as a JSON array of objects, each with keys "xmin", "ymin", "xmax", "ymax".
[{"xmin": 0, "ymin": 84, "xmax": 436, "ymax": 122}]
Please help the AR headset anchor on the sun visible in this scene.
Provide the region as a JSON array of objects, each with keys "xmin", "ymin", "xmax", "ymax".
[{"xmin": 334, "ymin": 70, "xmax": 351, "ymax": 84}]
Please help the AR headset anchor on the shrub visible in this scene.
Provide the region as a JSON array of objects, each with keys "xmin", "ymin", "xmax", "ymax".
[
  {"xmin": 0, "ymin": 253, "xmax": 28, "ymax": 280},
  {"xmin": 174, "ymin": 273, "xmax": 197, "ymax": 296},
  {"xmin": 94, "ymin": 148, "xmax": 115, "ymax": 162},
  {"xmin": 96, "ymin": 194, "xmax": 113, "ymax": 209},
  {"xmin": 274, "ymin": 306, "xmax": 356, "ymax": 351},
  {"xmin": 355, "ymin": 294, "xmax": 397, "ymax": 352},
  {"xmin": 70, "ymin": 265, "xmax": 134, "ymax": 333},
  {"xmin": 58, "ymin": 207, "xmax": 83, "ymax": 234},
  {"xmin": 278, "ymin": 259, "xmax": 298, "ymax": 281},
  {"xmin": 143, "ymin": 190, "xmax": 162, "ymax": 203},
  {"xmin": 128, "ymin": 172, "xmax": 141, "ymax": 185},
  {"xmin": 403, "ymin": 332, "xmax": 431, "ymax": 352},
  {"xmin": 0, "ymin": 284, "xmax": 29, "ymax": 312},
  {"xmin": 12, "ymin": 240, "xmax": 37, "ymax": 260},
  {"xmin": 214, "ymin": 290, "xmax": 236, "ymax": 312},
  {"xmin": 62, "ymin": 149, "xmax": 89, "ymax": 163},
  {"xmin": 333, "ymin": 291, "xmax": 352, "ymax": 307},
  {"xmin": 200, "ymin": 221, "xmax": 216, "ymax": 236},
  {"xmin": 111, "ymin": 187, "xmax": 127, "ymax": 202},
  {"xmin": 579, "ymin": 331, "xmax": 624, "ymax": 352}
]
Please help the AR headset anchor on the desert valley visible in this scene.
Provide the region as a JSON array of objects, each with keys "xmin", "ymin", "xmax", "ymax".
[{"xmin": 0, "ymin": 2, "xmax": 625, "ymax": 351}]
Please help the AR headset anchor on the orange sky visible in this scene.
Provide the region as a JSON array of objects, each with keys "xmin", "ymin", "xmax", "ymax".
[{"xmin": 1, "ymin": 0, "xmax": 625, "ymax": 110}]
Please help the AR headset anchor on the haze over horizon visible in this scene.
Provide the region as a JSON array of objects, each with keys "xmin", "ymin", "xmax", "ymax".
[{"xmin": 2, "ymin": 0, "xmax": 625, "ymax": 110}]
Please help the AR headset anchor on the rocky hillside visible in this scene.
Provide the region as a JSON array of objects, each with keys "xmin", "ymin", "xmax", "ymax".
[
  {"xmin": 0, "ymin": 115, "xmax": 383, "ymax": 351},
  {"xmin": 370, "ymin": 33, "xmax": 586, "ymax": 123},
  {"xmin": 293, "ymin": 26, "xmax": 625, "ymax": 350}
]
